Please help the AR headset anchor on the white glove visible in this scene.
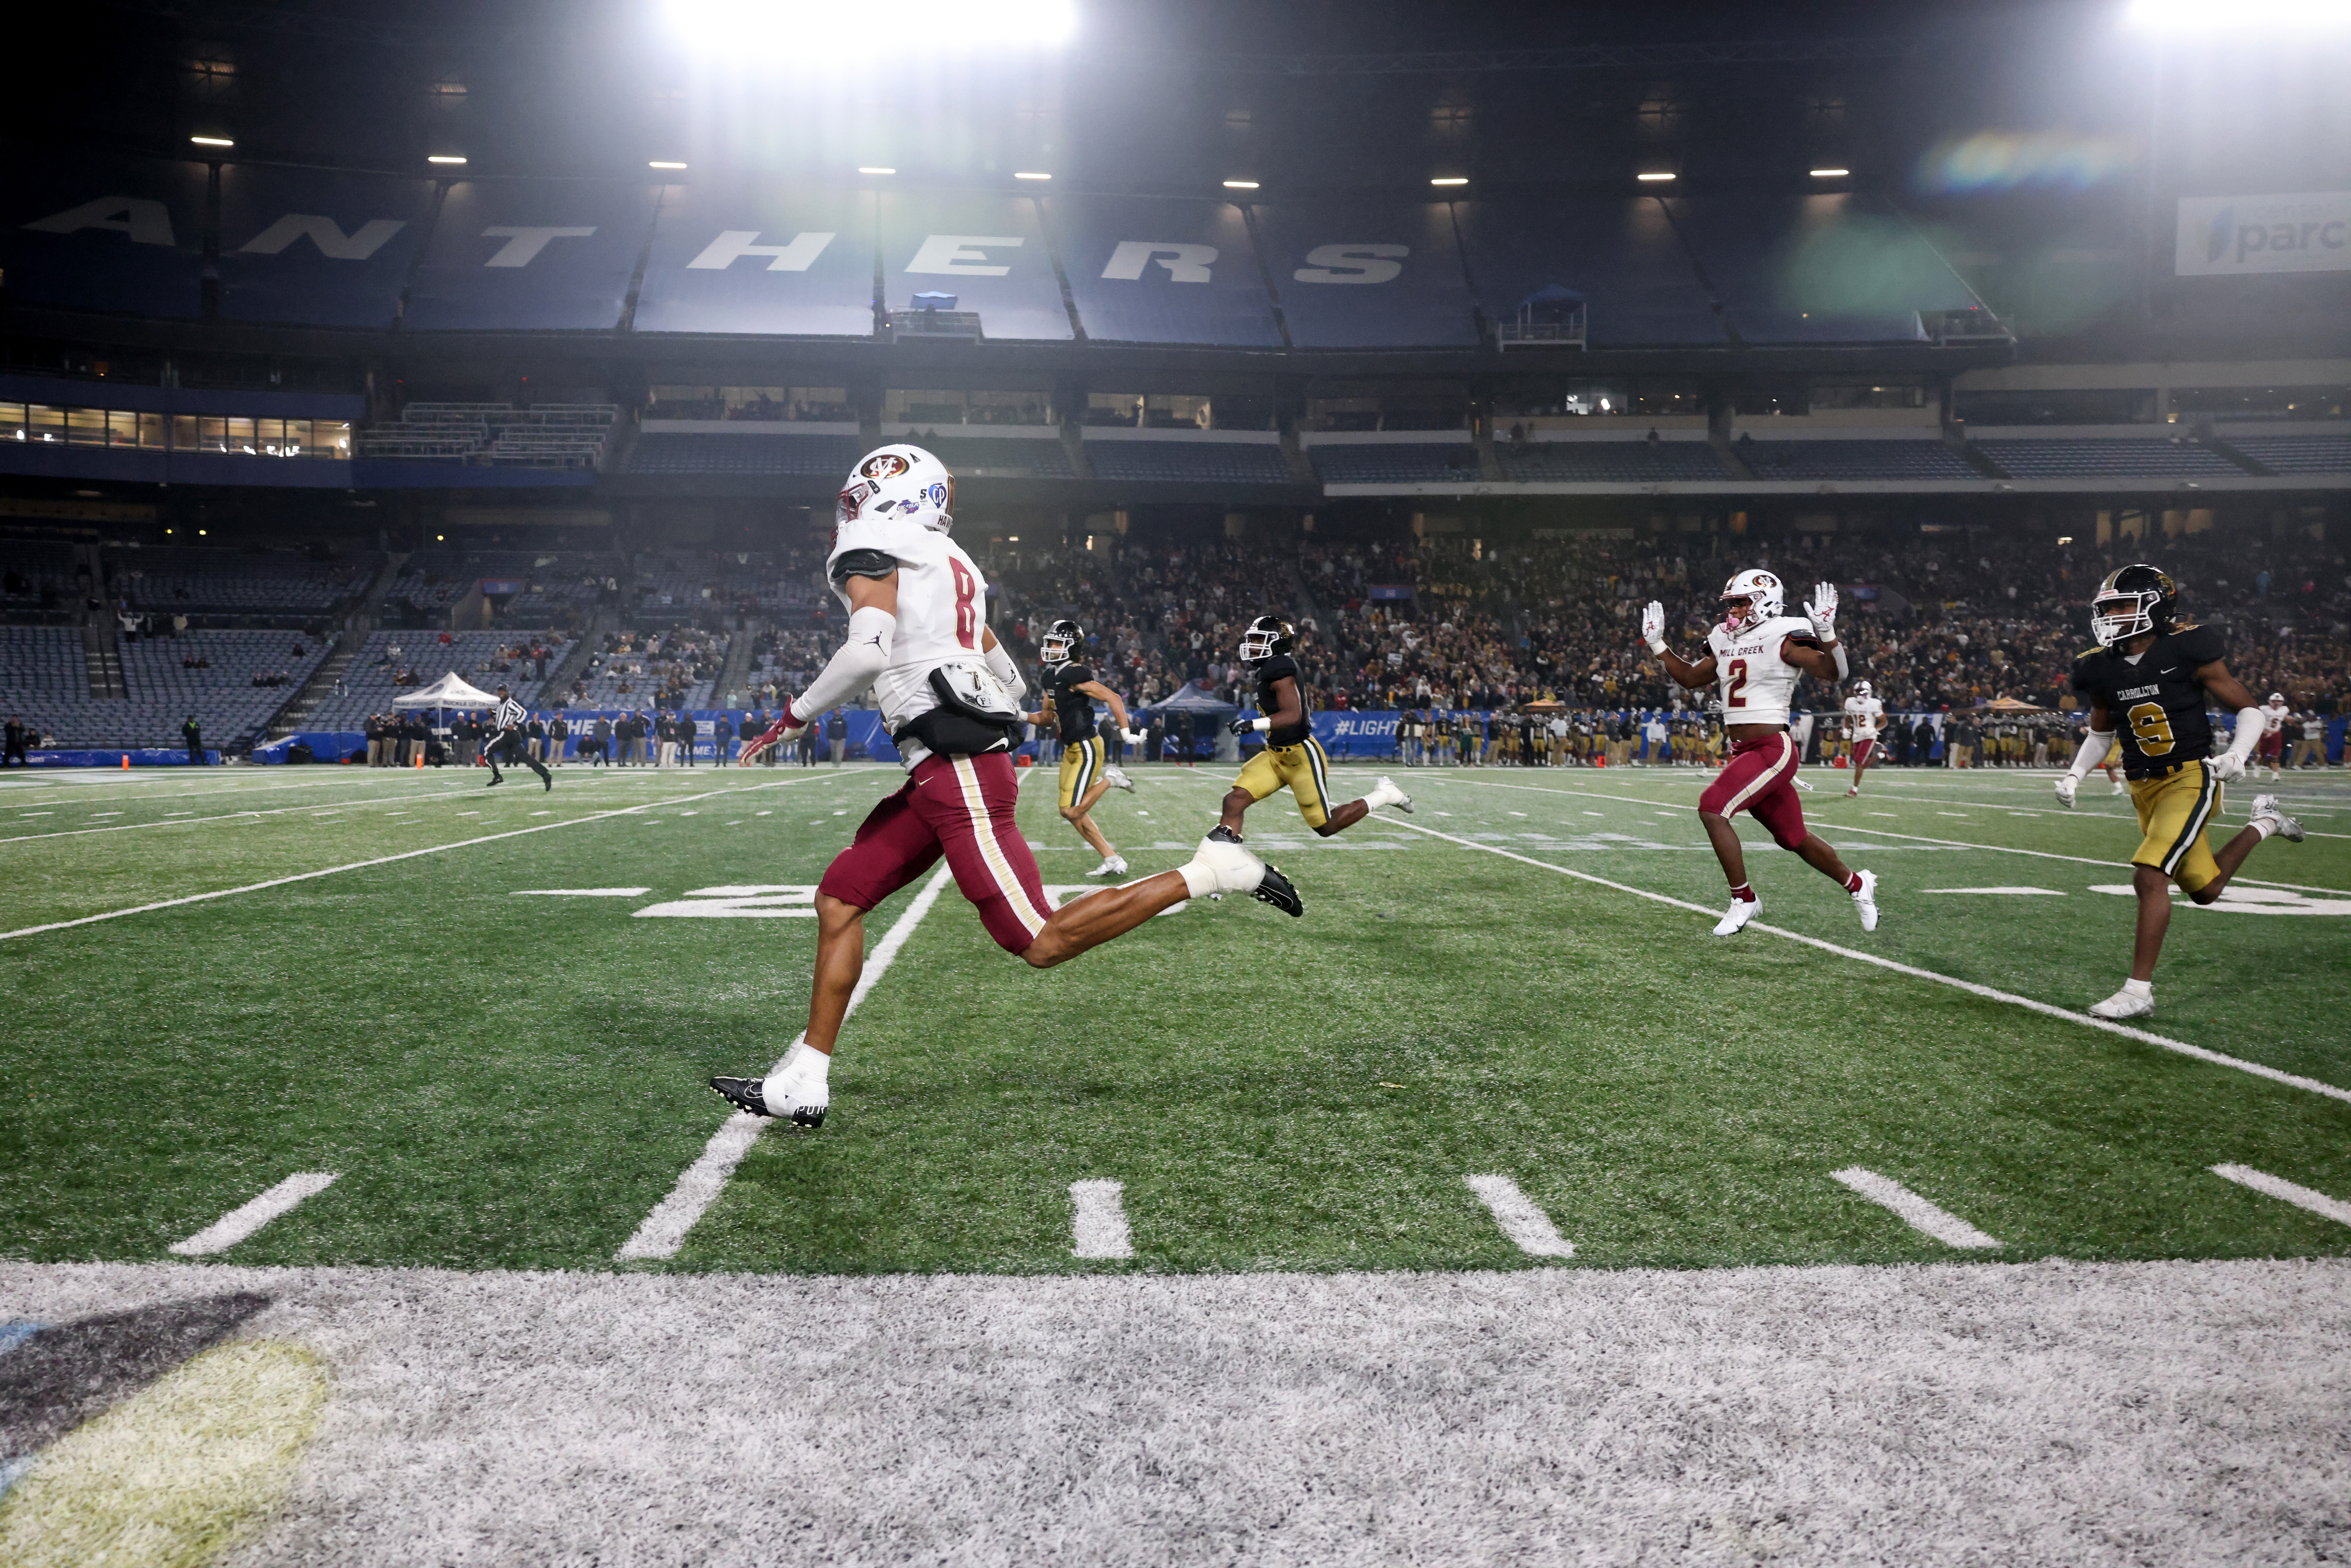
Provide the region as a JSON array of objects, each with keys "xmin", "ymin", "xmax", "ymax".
[
  {"xmin": 1120, "ymin": 729, "xmax": 1146, "ymax": 745},
  {"xmin": 1804, "ymin": 581, "xmax": 1839, "ymax": 642},
  {"xmin": 2054, "ymin": 774, "xmax": 2078, "ymax": 808},
  {"xmin": 2208, "ymin": 751, "xmax": 2246, "ymax": 783},
  {"xmin": 1639, "ymin": 601, "xmax": 1666, "ymax": 654}
]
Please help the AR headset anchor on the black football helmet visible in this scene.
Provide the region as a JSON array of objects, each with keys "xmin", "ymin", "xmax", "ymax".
[
  {"xmin": 2090, "ymin": 563, "xmax": 2178, "ymax": 648},
  {"xmin": 1039, "ymin": 618, "xmax": 1082, "ymax": 670},
  {"xmin": 1239, "ymin": 614, "xmax": 1295, "ymax": 667}
]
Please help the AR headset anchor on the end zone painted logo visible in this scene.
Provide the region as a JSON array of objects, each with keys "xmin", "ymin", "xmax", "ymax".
[{"xmin": 2176, "ymin": 192, "xmax": 2351, "ymax": 277}]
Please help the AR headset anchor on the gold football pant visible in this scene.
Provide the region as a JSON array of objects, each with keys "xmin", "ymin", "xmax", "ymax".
[
  {"xmin": 2129, "ymin": 759, "xmax": 2222, "ymax": 893},
  {"xmin": 1233, "ymin": 737, "xmax": 1334, "ymax": 829},
  {"xmin": 1057, "ymin": 735, "xmax": 1105, "ymax": 812}
]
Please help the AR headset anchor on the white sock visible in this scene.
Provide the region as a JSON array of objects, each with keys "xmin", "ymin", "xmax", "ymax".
[
  {"xmin": 2122, "ymin": 978, "xmax": 2152, "ymax": 999},
  {"xmin": 1179, "ymin": 857, "xmax": 1221, "ymax": 899},
  {"xmin": 2250, "ymin": 815, "xmax": 2278, "ymax": 841},
  {"xmin": 777, "ymin": 1037, "xmax": 829, "ymax": 1090}
]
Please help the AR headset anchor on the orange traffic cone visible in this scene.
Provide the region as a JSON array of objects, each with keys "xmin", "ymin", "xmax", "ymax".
[{"xmin": 121, "ymin": 755, "xmax": 129, "ymax": 769}]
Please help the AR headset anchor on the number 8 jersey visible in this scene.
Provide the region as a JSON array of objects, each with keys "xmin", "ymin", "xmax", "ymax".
[
  {"xmin": 1705, "ymin": 613, "xmax": 1818, "ymax": 728},
  {"xmin": 826, "ymin": 509, "xmax": 991, "ymax": 769},
  {"xmin": 2068, "ymin": 623, "xmax": 2227, "ymax": 778}
]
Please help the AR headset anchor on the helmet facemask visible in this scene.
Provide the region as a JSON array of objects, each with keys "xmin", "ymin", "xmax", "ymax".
[
  {"xmin": 2089, "ymin": 587, "xmax": 2163, "ymax": 647},
  {"xmin": 1040, "ymin": 621, "xmax": 1080, "ymax": 669},
  {"xmin": 1239, "ymin": 616, "xmax": 1293, "ymax": 666}
]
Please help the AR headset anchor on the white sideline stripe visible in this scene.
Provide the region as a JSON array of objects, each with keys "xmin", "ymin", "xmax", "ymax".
[
  {"xmin": 0, "ymin": 773, "xmax": 860, "ymax": 944},
  {"xmin": 0, "ymin": 787, "xmax": 492, "ymax": 844},
  {"xmin": 1424, "ymin": 775, "xmax": 2350, "ymax": 899},
  {"xmin": 512, "ymin": 888, "xmax": 652, "ymax": 897},
  {"xmin": 1069, "ymin": 1178, "xmax": 1135, "ymax": 1259},
  {"xmin": 615, "ymin": 863, "xmax": 956, "ymax": 1262},
  {"xmin": 167, "ymin": 1171, "xmax": 338, "ymax": 1256},
  {"xmin": 1921, "ymin": 886, "xmax": 2066, "ymax": 896},
  {"xmin": 2211, "ymin": 1164, "xmax": 2351, "ymax": 1227},
  {"xmin": 1464, "ymin": 1174, "xmax": 1575, "ymax": 1257},
  {"xmin": 1830, "ymin": 1167, "xmax": 2002, "ymax": 1249},
  {"xmin": 1380, "ymin": 816, "xmax": 2351, "ymax": 1107}
]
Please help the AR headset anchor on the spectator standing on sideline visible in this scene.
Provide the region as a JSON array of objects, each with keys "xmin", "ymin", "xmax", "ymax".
[
  {"xmin": 828, "ymin": 708, "xmax": 848, "ymax": 765},
  {"xmin": 550, "ymin": 713, "xmax": 570, "ymax": 766},
  {"xmin": 679, "ymin": 711, "xmax": 698, "ymax": 767},
  {"xmin": 2293, "ymin": 708, "xmax": 2329, "ymax": 769},
  {"xmin": 182, "ymin": 714, "xmax": 204, "ymax": 765},
  {"xmin": 3, "ymin": 714, "xmax": 27, "ymax": 767},
  {"xmin": 796, "ymin": 720, "xmax": 819, "ymax": 767},
  {"xmin": 591, "ymin": 715, "xmax": 612, "ymax": 765}
]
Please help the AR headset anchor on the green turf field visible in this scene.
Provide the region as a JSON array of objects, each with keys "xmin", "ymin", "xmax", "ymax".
[{"xmin": 3, "ymin": 757, "xmax": 2347, "ymax": 1276}]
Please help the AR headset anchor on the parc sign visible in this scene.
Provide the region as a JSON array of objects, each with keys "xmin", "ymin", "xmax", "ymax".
[{"xmin": 2176, "ymin": 192, "xmax": 2351, "ymax": 277}]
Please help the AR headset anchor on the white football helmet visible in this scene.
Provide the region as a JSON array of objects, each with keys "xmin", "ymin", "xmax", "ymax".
[
  {"xmin": 836, "ymin": 444, "xmax": 954, "ymax": 535},
  {"xmin": 2268, "ymin": 692, "xmax": 2286, "ymax": 704},
  {"xmin": 1720, "ymin": 568, "xmax": 1785, "ymax": 633},
  {"xmin": 1851, "ymin": 681, "xmax": 1873, "ymax": 698}
]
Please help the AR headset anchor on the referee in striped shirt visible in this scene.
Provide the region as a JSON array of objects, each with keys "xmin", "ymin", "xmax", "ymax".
[{"xmin": 484, "ymin": 685, "xmax": 552, "ymax": 791}]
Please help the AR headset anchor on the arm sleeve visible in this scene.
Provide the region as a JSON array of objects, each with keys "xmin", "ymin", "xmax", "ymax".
[
  {"xmin": 2065, "ymin": 727, "xmax": 2116, "ymax": 779},
  {"xmin": 983, "ymin": 635, "xmax": 1025, "ymax": 699},
  {"xmin": 2223, "ymin": 706, "xmax": 2267, "ymax": 765},
  {"xmin": 789, "ymin": 606, "xmax": 894, "ymax": 723}
]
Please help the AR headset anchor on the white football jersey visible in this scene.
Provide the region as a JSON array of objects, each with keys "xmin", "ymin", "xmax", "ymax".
[
  {"xmin": 1705, "ymin": 614, "xmax": 1814, "ymax": 728},
  {"xmin": 825, "ymin": 513, "xmax": 993, "ymax": 768},
  {"xmin": 1843, "ymin": 694, "xmax": 1885, "ymax": 738},
  {"xmin": 2262, "ymin": 701, "xmax": 2290, "ymax": 736}
]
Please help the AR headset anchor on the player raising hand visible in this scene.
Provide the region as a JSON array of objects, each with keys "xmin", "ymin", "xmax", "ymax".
[{"xmin": 1642, "ymin": 570, "xmax": 1878, "ymax": 937}]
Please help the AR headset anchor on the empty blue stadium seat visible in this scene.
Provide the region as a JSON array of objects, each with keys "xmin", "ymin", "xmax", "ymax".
[
  {"xmin": 1086, "ymin": 441, "xmax": 1294, "ymax": 484},
  {"xmin": 623, "ymin": 434, "xmax": 865, "ymax": 476},
  {"xmin": 1497, "ymin": 442, "xmax": 1724, "ymax": 483},
  {"xmin": 1971, "ymin": 438, "xmax": 2244, "ymax": 479},
  {"xmin": 1312, "ymin": 443, "xmax": 1480, "ymax": 483},
  {"xmin": 2222, "ymin": 435, "xmax": 2351, "ymax": 475},
  {"xmin": 1733, "ymin": 441, "xmax": 1979, "ymax": 480}
]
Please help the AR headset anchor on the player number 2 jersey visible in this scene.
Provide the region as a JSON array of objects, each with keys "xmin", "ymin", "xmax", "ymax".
[
  {"xmin": 2068, "ymin": 623, "xmax": 2227, "ymax": 778},
  {"xmin": 1705, "ymin": 614, "xmax": 1815, "ymax": 729}
]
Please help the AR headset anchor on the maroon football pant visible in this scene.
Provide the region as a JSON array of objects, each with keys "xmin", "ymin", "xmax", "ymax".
[
  {"xmin": 817, "ymin": 751, "xmax": 1054, "ymax": 954},
  {"xmin": 1699, "ymin": 731, "xmax": 1808, "ymax": 851}
]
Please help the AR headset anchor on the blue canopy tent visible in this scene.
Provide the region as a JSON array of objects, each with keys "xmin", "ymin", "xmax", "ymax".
[{"xmin": 1141, "ymin": 679, "xmax": 1241, "ymax": 762}]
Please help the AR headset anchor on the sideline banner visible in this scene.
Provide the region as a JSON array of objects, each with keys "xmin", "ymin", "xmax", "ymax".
[{"xmin": 2176, "ymin": 193, "xmax": 2351, "ymax": 277}]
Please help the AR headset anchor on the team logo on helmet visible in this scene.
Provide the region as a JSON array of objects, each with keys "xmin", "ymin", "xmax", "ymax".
[
  {"xmin": 860, "ymin": 452, "xmax": 912, "ymax": 482},
  {"xmin": 1239, "ymin": 614, "xmax": 1295, "ymax": 666},
  {"xmin": 1719, "ymin": 568, "xmax": 1785, "ymax": 634}
]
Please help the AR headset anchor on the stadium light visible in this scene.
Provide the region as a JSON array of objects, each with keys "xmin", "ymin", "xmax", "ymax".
[
  {"xmin": 2126, "ymin": 0, "xmax": 2351, "ymax": 27},
  {"xmin": 665, "ymin": 0, "xmax": 1077, "ymax": 55},
  {"xmin": 1636, "ymin": 171, "xmax": 1677, "ymax": 182},
  {"xmin": 190, "ymin": 135, "xmax": 234, "ymax": 148},
  {"xmin": 1430, "ymin": 176, "xmax": 1468, "ymax": 187},
  {"xmin": 428, "ymin": 155, "xmax": 468, "ymax": 165},
  {"xmin": 1014, "ymin": 171, "xmax": 1052, "ymax": 180},
  {"xmin": 1810, "ymin": 167, "xmax": 1850, "ymax": 178},
  {"xmin": 649, "ymin": 160, "xmax": 688, "ymax": 170},
  {"xmin": 858, "ymin": 166, "xmax": 896, "ymax": 175},
  {"xmin": 1223, "ymin": 179, "xmax": 1260, "ymax": 189}
]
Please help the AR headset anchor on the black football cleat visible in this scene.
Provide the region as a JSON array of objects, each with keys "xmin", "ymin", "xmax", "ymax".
[
  {"xmin": 1251, "ymin": 862, "xmax": 1304, "ymax": 918},
  {"xmin": 542, "ymin": 773, "xmax": 553, "ymax": 791},
  {"xmin": 709, "ymin": 1075, "xmax": 826, "ymax": 1128},
  {"xmin": 485, "ymin": 775, "xmax": 502, "ymax": 787},
  {"xmin": 710, "ymin": 1076, "xmax": 771, "ymax": 1116},
  {"xmin": 1208, "ymin": 823, "xmax": 1245, "ymax": 845}
]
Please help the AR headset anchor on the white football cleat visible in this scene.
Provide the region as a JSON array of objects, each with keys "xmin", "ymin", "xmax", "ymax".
[
  {"xmin": 2111, "ymin": 778, "xmax": 2127, "ymax": 795},
  {"xmin": 2250, "ymin": 794, "xmax": 2305, "ymax": 843},
  {"xmin": 1104, "ymin": 766, "xmax": 1135, "ymax": 792},
  {"xmin": 1367, "ymin": 776, "xmax": 1414, "ymax": 814},
  {"xmin": 1086, "ymin": 854, "xmax": 1130, "ymax": 879},
  {"xmin": 2089, "ymin": 985, "xmax": 2154, "ymax": 1020},
  {"xmin": 1846, "ymin": 785, "xmax": 1860, "ymax": 797},
  {"xmin": 1851, "ymin": 868, "xmax": 1879, "ymax": 932},
  {"xmin": 1713, "ymin": 896, "xmax": 1761, "ymax": 937}
]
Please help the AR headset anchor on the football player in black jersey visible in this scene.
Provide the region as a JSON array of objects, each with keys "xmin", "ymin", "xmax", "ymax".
[
  {"xmin": 2057, "ymin": 564, "xmax": 2304, "ymax": 1019},
  {"xmin": 1025, "ymin": 618, "xmax": 1143, "ymax": 878},
  {"xmin": 1217, "ymin": 615, "xmax": 1412, "ymax": 842}
]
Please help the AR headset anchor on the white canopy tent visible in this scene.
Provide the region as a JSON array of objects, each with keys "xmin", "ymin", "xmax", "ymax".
[{"xmin": 390, "ymin": 672, "xmax": 501, "ymax": 710}]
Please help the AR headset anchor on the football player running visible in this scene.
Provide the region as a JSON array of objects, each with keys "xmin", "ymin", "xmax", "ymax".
[
  {"xmin": 2056, "ymin": 564, "xmax": 2302, "ymax": 1020},
  {"xmin": 1842, "ymin": 680, "xmax": 1885, "ymax": 797},
  {"xmin": 719, "ymin": 446, "xmax": 1300, "ymax": 1128},
  {"xmin": 1642, "ymin": 570, "xmax": 1879, "ymax": 937},
  {"xmin": 1217, "ymin": 614, "xmax": 1413, "ymax": 842},
  {"xmin": 1026, "ymin": 617, "xmax": 1142, "ymax": 879},
  {"xmin": 2258, "ymin": 691, "xmax": 2291, "ymax": 781}
]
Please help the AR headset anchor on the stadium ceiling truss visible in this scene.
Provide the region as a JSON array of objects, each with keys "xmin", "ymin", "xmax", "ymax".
[{"xmin": 114, "ymin": 0, "xmax": 1925, "ymax": 73}]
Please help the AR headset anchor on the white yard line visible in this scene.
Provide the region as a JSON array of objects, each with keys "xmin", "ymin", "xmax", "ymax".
[
  {"xmin": 1829, "ymin": 1167, "xmax": 2002, "ymax": 1249},
  {"xmin": 167, "ymin": 1171, "xmax": 339, "ymax": 1256},
  {"xmin": 1463, "ymin": 1174, "xmax": 1576, "ymax": 1258},
  {"xmin": 1069, "ymin": 1179, "xmax": 1137, "ymax": 1260},
  {"xmin": 615, "ymin": 862, "xmax": 957, "ymax": 1263},
  {"xmin": 0, "ymin": 773, "xmax": 863, "ymax": 944},
  {"xmin": 2210, "ymin": 1164, "xmax": 2351, "ymax": 1227},
  {"xmin": 1424, "ymin": 775, "xmax": 2348, "ymax": 897},
  {"xmin": 1378, "ymin": 816, "xmax": 2351, "ymax": 1107},
  {"xmin": 1820, "ymin": 785, "xmax": 2351, "ymax": 839},
  {"xmin": 0, "ymin": 785, "xmax": 564, "ymax": 845}
]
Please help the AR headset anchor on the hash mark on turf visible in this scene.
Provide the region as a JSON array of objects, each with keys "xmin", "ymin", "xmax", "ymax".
[
  {"xmin": 1830, "ymin": 1167, "xmax": 2001, "ymax": 1249},
  {"xmin": 1464, "ymin": 1175, "xmax": 1576, "ymax": 1258},
  {"xmin": 1069, "ymin": 1179, "xmax": 1136, "ymax": 1260},
  {"xmin": 2210, "ymin": 1164, "xmax": 2351, "ymax": 1228},
  {"xmin": 168, "ymin": 1172, "xmax": 339, "ymax": 1256}
]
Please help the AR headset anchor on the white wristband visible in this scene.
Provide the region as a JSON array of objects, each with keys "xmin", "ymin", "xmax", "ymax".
[
  {"xmin": 1645, "ymin": 638, "xmax": 1667, "ymax": 656},
  {"xmin": 1249, "ymin": 716, "xmax": 1271, "ymax": 733}
]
